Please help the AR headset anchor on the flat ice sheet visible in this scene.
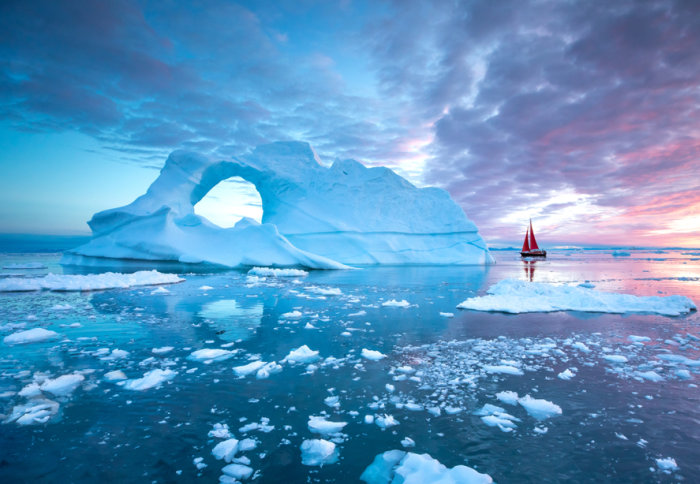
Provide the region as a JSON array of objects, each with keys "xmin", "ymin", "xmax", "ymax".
[
  {"xmin": 457, "ymin": 279, "xmax": 696, "ymax": 316},
  {"xmin": 0, "ymin": 270, "xmax": 183, "ymax": 292}
]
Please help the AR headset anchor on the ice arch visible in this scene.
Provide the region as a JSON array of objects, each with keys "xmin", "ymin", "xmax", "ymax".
[
  {"xmin": 64, "ymin": 141, "xmax": 494, "ymax": 269},
  {"xmin": 193, "ymin": 176, "xmax": 262, "ymax": 228}
]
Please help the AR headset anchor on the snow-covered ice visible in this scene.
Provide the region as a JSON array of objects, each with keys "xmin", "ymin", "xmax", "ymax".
[
  {"xmin": 457, "ymin": 279, "xmax": 696, "ymax": 316},
  {"xmin": 517, "ymin": 395, "xmax": 562, "ymax": 420},
  {"xmin": 3, "ymin": 328, "xmax": 59, "ymax": 345},
  {"xmin": 361, "ymin": 348, "xmax": 387, "ymax": 361},
  {"xmin": 187, "ymin": 348, "xmax": 235, "ymax": 363},
  {"xmin": 282, "ymin": 345, "xmax": 320, "ymax": 364},
  {"xmin": 300, "ymin": 439, "xmax": 338, "ymax": 466},
  {"xmin": 121, "ymin": 369, "xmax": 176, "ymax": 391},
  {"xmin": 361, "ymin": 450, "xmax": 492, "ymax": 484},
  {"xmin": 39, "ymin": 374, "xmax": 84, "ymax": 397},
  {"xmin": 0, "ymin": 270, "xmax": 183, "ymax": 292},
  {"xmin": 307, "ymin": 416, "xmax": 347, "ymax": 435}
]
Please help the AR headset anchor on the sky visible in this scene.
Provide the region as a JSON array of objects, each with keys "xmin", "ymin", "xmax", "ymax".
[{"xmin": 1, "ymin": 0, "xmax": 699, "ymax": 247}]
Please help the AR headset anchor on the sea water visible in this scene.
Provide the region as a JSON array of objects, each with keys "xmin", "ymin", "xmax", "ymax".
[{"xmin": 0, "ymin": 245, "xmax": 698, "ymax": 483}]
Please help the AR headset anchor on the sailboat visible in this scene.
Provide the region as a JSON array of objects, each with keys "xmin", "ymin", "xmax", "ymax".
[{"xmin": 520, "ymin": 219, "xmax": 546, "ymax": 258}]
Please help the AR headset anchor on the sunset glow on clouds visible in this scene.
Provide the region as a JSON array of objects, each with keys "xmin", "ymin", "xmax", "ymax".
[{"xmin": 0, "ymin": 0, "xmax": 698, "ymax": 247}]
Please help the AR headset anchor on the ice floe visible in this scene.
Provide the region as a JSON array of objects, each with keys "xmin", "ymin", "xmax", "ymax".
[
  {"xmin": 457, "ymin": 279, "xmax": 696, "ymax": 316},
  {"xmin": 517, "ymin": 395, "xmax": 562, "ymax": 420},
  {"xmin": 121, "ymin": 369, "xmax": 177, "ymax": 391},
  {"xmin": 39, "ymin": 373, "xmax": 84, "ymax": 397},
  {"xmin": 248, "ymin": 267, "xmax": 308, "ymax": 277},
  {"xmin": 361, "ymin": 348, "xmax": 387, "ymax": 361},
  {"xmin": 300, "ymin": 439, "xmax": 338, "ymax": 466},
  {"xmin": 361, "ymin": 450, "xmax": 492, "ymax": 484},
  {"xmin": 308, "ymin": 415, "xmax": 347, "ymax": 435},
  {"xmin": 188, "ymin": 348, "xmax": 235, "ymax": 363},
  {"xmin": 381, "ymin": 299, "xmax": 410, "ymax": 308},
  {"xmin": 3, "ymin": 328, "xmax": 59, "ymax": 345},
  {"xmin": 283, "ymin": 345, "xmax": 320, "ymax": 364},
  {"xmin": 0, "ymin": 270, "xmax": 183, "ymax": 292}
]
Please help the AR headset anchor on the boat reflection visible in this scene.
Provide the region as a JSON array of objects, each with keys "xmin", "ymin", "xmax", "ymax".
[{"xmin": 523, "ymin": 259, "xmax": 537, "ymax": 282}]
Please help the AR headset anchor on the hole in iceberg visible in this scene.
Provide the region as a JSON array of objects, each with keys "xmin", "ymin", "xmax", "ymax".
[{"xmin": 193, "ymin": 176, "xmax": 262, "ymax": 228}]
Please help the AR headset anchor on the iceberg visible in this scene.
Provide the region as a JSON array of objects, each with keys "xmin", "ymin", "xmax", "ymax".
[
  {"xmin": 457, "ymin": 279, "xmax": 696, "ymax": 316},
  {"xmin": 63, "ymin": 141, "xmax": 493, "ymax": 269}
]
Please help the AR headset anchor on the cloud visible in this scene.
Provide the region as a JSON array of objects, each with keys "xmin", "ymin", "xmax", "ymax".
[{"xmin": 364, "ymin": 0, "xmax": 700, "ymax": 245}]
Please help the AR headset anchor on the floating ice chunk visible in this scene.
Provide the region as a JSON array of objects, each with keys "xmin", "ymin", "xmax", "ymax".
[
  {"xmin": 300, "ymin": 439, "xmax": 338, "ymax": 467},
  {"xmin": 324, "ymin": 395, "xmax": 340, "ymax": 408},
  {"xmin": 101, "ymin": 349, "xmax": 129, "ymax": 361},
  {"xmin": 382, "ymin": 299, "xmax": 410, "ymax": 308},
  {"xmin": 400, "ymin": 437, "xmax": 415, "ymax": 448},
  {"xmin": 628, "ymin": 335, "xmax": 651, "ymax": 343},
  {"xmin": 152, "ymin": 346, "xmax": 174, "ymax": 355},
  {"xmin": 51, "ymin": 304, "xmax": 73, "ymax": 310},
  {"xmin": 199, "ymin": 285, "xmax": 213, "ymax": 290},
  {"xmin": 304, "ymin": 322, "xmax": 317, "ymax": 329},
  {"xmin": 0, "ymin": 270, "xmax": 183, "ymax": 292},
  {"xmin": 238, "ymin": 438, "xmax": 257, "ymax": 452},
  {"xmin": 571, "ymin": 342, "xmax": 591, "ymax": 353},
  {"xmin": 636, "ymin": 370, "xmax": 664, "ymax": 382},
  {"xmin": 675, "ymin": 369, "xmax": 692, "ymax": 380},
  {"xmin": 188, "ymin": 348, "xmax": 235, "ymax": 363},
  {"xmin": 4, "ymin": 328, "xmax": 59, "ymax": 345},
  {"xmin": 233, "ymin": 360, "xmax": 266, "ymax": 377},
  {"xmin": 481, "ymin": 414, "xmax": 518, "ymax": 433},
  {"xmin": 150, "ymin": 286, "xmax": 170, "ymax": 294},
  {"xmin": 349, "ymin": 310, "xmax": 367, "ymax": 317},
  {"xmin": 18, "ymin": 383, "xmax": 42, "ymax": 398},
  {"xmin": 439, "ymin": 312, "xmax": 454, "ymax": 318},
  {"xmin": 375, "ymin": 414, "xmax": 399, "ymax": 429},
  {"xmin": 40, "ymin": 373, "xmax": 84, "ymax": 396},
  {"xmin": 457, "ymin": 279, "xmax": 696, "ymax": 316},
  {"xmin": 656, "ymin": 457, "xmax": 679, "ymax": 472},
  {"xmin": 364, "ymin": 415, "xmax": 375, "ymax": 424},
  {"xmin": 122, "ymin": 369, "xmax": 176, "ymax": 391},
  {"xmin": 238, "ymin": 418, "xmax": 274, "ymax": 433},
  {"xmin": 558, "ymin": 369, "xmax": 576, "ymax": 380},
  {"xmin": 361, "ymin": 348, "xmax": 387, "ymax": 361},
  {"xmin": 495, "ymin": 391, "xmax": 519, "ymax": 406},
  {"xmin": 248, "ymin": 267, "xmax": 308, "ymax": 277},
  {"xmin": 603, "ymin": 355, "xmax": 628, "ymax": 363},
  {"xmin": 360, "ymin": 450, "xmax": 492, "ymax": 484},
  {"xmin": 5, "ymin": 399, "xmax": 60, "ymax": 425},
  {"xmin": 308, "ymin": 416, "xmax": 347, "ymax": 435},
  {"xmin": 193, "ymin": 456, "xmax": 207, "ymax": 470},
  {"xmin": 283, "ymin": 345, "xmax": 320, "ymax": 364},
  {"xmin": 208, "ymin": 423, "xmax": 232, "ymax": 439},
  {"xmin": 222, "ymin": 463, "xmax": 254, "ymax": 480},
  {"xmin": 517, "ymin": 395, "xmax": 562, "ymax": 420},
  {"xmin": 256, "ymin": 362, "xmax": 282, "ymax": 379},
  {"xmin": 280, "ymin": 310, "xmax": 303, "ymax": 319},
  {"xmin": 483, "ymin": 365, "xmax": 523, "ymax": 376},
  {"xmin": 104, "ymin": 370, "xmax": 127, "ymax": 381},
  {"xmin": 212, "ymin": 438, "xmax": 239, "ymax": 462},
  {"xmin": 306, "ymin": 286, "xmax": 342, "ymax": 296}
]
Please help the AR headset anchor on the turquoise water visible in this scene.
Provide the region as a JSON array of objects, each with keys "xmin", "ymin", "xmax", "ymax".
[{"xmin": 0, "ymin": 247, "xmax": 698, "ymax": 483}]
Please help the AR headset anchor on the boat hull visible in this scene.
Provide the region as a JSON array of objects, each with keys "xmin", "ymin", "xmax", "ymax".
[{"xmin": 521, "ymin": 250, "xmax": 546, "ymax": 258}]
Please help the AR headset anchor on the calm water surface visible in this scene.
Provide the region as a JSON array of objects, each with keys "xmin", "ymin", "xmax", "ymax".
[{"xmin": 0, "ymin": 248, "xmax": 698, "ymax": 483}]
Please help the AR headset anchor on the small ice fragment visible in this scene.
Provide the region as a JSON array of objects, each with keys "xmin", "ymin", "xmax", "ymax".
[
  {"xmin": 300, "ymin": 439, "xmax": 338, "ymax": 466},
  {"xmin": 439, "ymin": 312, "xmax": 454, "ymax": 318},
  {"xmin": 603, "ymin": 355, "xmax": 628, "ymax": 363},
  {"xmin": 361, "ymin": 348, "xmax": 387, "ymax": 361},
  {"xmin": 248, "ymin": 267, "xmax": 308, "ymax": 277},
  {"xmin": 381, "ymin": 299, "xmax": 410, "ymax": 308},
  {"xmin": 152, "ymin": 346, "xmax": 174, "ymax": 355},
  {"xmin": 208, "ymin": 423, "xmax": 231, "ymax": 439},
  {"xmin": 283, "ymin": 345, "xmax": 320, "ymax": 364},
  {"xmin": 400, "ymin": 437, "xmax": 415, "ymax": 448},
  {"xmin": 5, "ymin": 399, "xmax": 59, "ymax": 425},
  {"xmin": 656, "ymin": 457, "xmax": 679, "ymax": 472},
  {"xmin": 3, "ymin": 328, "xmax": 59, "ymax": 345},
  {"xmin": 122, "ymin": 369, "xmax": 176, "ymax": 391},
  {"xmin": 199, "ymin": 285, "xmax": 213, "ymax": 290},
  {"xmin": 104, "ymin": 370, "xmax": 127, "ymax": 381},
  {"xmin": 187, "ymin": 348, "xmax": 235, "ymax": 363},
  {"xmin": 221, "ymin": 463, "xmax": 254, "ymax": 480},
  {"xmin": 636, "ymin": 370, "xmax": 664, "ymax": 382},
  {"xmin": 212, "ymin": 438, "xmax": 239, "ymax": 462},
  {"xmin": 375, "ymin": 414, "xmax": 399, "ymax": 428},
  {"xmin": 324, "ymin": 395, "xmax": 340, "ymax": 408},
  {"xmin": 517, "ymin": 395, "xmax": 562, "ymax": 420},
  {"xmin": 238, "ymin": 438, "xmax": 257, "ymax": 452},
  {"xmin": 483, "ymin": 365, "xmax": 523, "ymax": 376},
  {"xmin": 360, "ymin": 451, "xmax": 492, "ymax": 484},
  {"xmin": 280, "ymin": 310, "xmax": 303, "ymax": 319},
  {"xmin": 308, "ymin": 416, "xmax": 347, "ymax": 435},
  {"xmin": 364, "ymin": 415, "xmax": 375, "ymax": 424},
  {"xmin": 572, "ymin": 342, "xmax": 591, "ymax": 353},
  {"xmin": 558, "ymin": 369, "xmax": 576, "ymax": 380},
  {"xmin": 628, "ymin": 335, "xmax": 651, "ymax": 343},
  {"xmin": 40, "ymin": 373, "xmax": 84, "ymax": 396},
  {"xmin": 256, "ymin": 362, "xmax": 282, "ymax": 379},
  {"xmin": 233, "ymin": 360, "xmax": 266, "ymax": 377},
  {"xmin": 495, "ymin": 391, "xmax": 519, "ymax": 406}
]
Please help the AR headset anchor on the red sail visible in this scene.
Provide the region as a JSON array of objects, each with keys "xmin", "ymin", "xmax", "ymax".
[
  {"xmin": 529, "ymin": 220, "xmax": 540, "ymax": 250},
  {"xmin": 522, "ymin": 226, "xmax": 530, "ymax": 252}
]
